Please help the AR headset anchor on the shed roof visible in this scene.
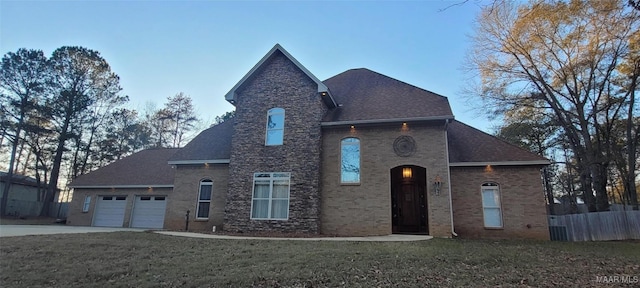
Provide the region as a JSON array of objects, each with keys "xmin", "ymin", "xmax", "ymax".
[
  {"xmin": 69, "ymin": 148, "xmax": 178, "ymax": 188},
  {"xmin": 0, "ymin": 172, "xmax": 43, "ymax": 188},
  {"xmin": 447, "ymin": 120, "xmax": 549, "ymax": 166}
]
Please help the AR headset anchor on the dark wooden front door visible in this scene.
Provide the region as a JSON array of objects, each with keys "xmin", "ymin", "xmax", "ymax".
[
  {"xmin": 397, "ymin": 183, "xmax": 419, "ymax": 230},
  {"xmin": 391, "ymin": 166, "xmax": 428, "ymax": 234}
]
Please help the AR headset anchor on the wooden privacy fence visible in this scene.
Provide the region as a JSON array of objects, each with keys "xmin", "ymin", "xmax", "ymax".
[
  {"xmin": 548, "ymin": 211, "xmax": 640, "ymax": 241},
  {"xmin": 0, "ymin": 198, "xmax": 69, "ymax": 219}
]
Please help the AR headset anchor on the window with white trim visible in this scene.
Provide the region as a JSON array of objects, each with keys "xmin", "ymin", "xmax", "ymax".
[
  {"xmin": 82, "ymin": 195, "xmax": 91, "ymax": 212},
  {"xmin": 196, "ymin": 179, "xmax": 212, "ymax": 219},
  {"xmin": 251, "ymin": 172, "xmax": 290, "ymax": 220},
  {"xmin": 341, "ymin": 137, "xmax": 360, "ymax": 183},
  {"xmin": 265, "ymin": 108, "xmax": 285, "ymax": 146},
  {"xmin": 481, "ymin": 183, "xmax": 503, "ymax": 228}
]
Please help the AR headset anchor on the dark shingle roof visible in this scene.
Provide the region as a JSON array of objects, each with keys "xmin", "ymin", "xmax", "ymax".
[
  {"xmin": 447, "ymin": 120, "xmax": 548, "ymax": 164},
  {"xmin": 169, "ymin": 120, "xmax": 233, "ymax": 162},
  {"xmin": 69, "ymin": 148, "xmax": 178, "ymax": 188},
  {"xmin": 322, "ymin": 69, "xmax": 454, "ymax": 123}
]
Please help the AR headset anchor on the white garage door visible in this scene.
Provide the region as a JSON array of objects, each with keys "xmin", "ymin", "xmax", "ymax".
[
  {"xmin": 130, "ymin": 196, "xmax": 167, "ymax": 229},
  {"xmin": 93, "ymin": 196, "xmax": 127, "ymax": 227}
]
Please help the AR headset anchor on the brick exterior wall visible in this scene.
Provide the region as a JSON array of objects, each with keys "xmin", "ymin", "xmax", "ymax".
[
  {"xmin": 224, "ymin": 51, "xmax": 327, "ymax": 233},
  {"xmin": 67, "ymin": 187, "xmax": 172, "ymax": 227},
  {"xmin": 450, "ymin": 166, "xmax": 550, "ymax": 240},
  {"xmin": 320, "ymin": 122, "xmax": 453, "ymax": 237},
  {"xmin": 167, "ymin": 164, "xmax": 228, "ymax": 232}
]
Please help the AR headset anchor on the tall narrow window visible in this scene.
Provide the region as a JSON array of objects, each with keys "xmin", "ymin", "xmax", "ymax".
[
  {"xmin": 251, "ymin": 172, "xmax": 290, "ymax": 220},
  {"xmin": 82, "ymin": 196, "xmax": 91, "ymax": 212},
  {"xmin": 197, "ymin": 179, "xmax": 213, "ymax": 219},
  {"xmin": 481, "ymin": 183, "xmax": 502, "ymax": 228},
  {"xmin": 266, "ymin": 108, "xmax": 285, "ymax": 145},
  {"xmin": 341, "ymin": 137, "xmax": 360, "ymax": 183}
]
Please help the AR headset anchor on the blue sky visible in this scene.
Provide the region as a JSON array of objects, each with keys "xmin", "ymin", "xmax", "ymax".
[{"xmin": 1, "ymin": 0, "xmax": 496, "ymax": 132}]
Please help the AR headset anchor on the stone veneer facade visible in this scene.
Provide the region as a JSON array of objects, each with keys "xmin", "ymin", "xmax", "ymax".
[
  {"xmin": 320, "ymin": 122, "xmax": 453, "ymax": 237},
  {"xmin": 450, "ymin": 166, "xmax": 550, "ymax": 240},
  {"xmin": 224, "ymin": 51, "xmax": 327, "ymax": 233}
]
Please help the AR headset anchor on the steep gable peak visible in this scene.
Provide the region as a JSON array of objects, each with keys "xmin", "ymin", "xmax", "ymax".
[{"xmin": 224, "ymin": 44, "xmax": 336, "ymax": 108}]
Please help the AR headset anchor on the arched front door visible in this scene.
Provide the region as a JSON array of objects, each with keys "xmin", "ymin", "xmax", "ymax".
[{"xmin": 391, "ymin": 165, "xmax": 427, "ymax": 234}]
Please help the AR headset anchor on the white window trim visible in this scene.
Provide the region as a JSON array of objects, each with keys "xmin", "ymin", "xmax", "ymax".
[
  {"xmin": 196, "ymin": 180, "xmax": 213, "ymax": 219},
  {"xmin": 481, "ymin": 183, "xmax": 503, "ymax": 228},
  {"xmin": 265, "ymin": 108, "xmax": 285, "ymax": 146},
  {"xmin": 82, "ymin": 195, "xmax": 91, "ymax": 212},
  {"xmin": 250, "ymin": 172, "xmax": 291, "ymax": 220},
  {"xmin": 340, "ymin": 137, "xmax": 361, "ymax": 184}
]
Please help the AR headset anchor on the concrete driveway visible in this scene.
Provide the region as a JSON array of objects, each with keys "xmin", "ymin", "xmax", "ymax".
[{"xmin": 0, "ymin": 225, "xmax": 144, "ymax": 237}]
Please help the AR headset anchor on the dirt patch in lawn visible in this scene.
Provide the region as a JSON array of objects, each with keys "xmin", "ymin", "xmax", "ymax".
[{"xmin": 1, "ymin": 232, "xmax": 639, "ymax": 287}]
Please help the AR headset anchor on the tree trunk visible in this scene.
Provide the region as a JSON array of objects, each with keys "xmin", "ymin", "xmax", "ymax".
[
  {"xmin": 0, "ymin": 131, "xmax": 20, "ymax": 216},
  {"xmin": 544, "ymin": 167, "xmax": 555, "ymax": 215},
  {"xmin": 592, "ymin": 162, "xmax": 610, "ymax": 211},
  {"xmin": 0, "ymin": 97, "xmax": 26, "ymax": 216},
  {"xmin": 579, "ymin": 167, "xmax": 597, "ymax": 212},
  {"xmin": 40, "ymin": 114, "xmax": 71, "ymax": 217},
  {"xmin": 625, "ymin": 72, "xmax": 638, "ymax": 210}
]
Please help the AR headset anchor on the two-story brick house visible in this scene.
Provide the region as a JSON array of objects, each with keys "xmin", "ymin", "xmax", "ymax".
[{"xmin": 67, "ymin": 44, "xmax": 550, "ymax": 239}]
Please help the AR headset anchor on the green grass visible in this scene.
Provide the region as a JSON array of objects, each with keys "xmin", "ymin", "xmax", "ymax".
[{"xmin": 1, "ymin": 232, "xmax": 638, "ymax": 287}]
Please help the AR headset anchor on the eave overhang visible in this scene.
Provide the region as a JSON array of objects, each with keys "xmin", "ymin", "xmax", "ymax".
[
  {"xmin": 167, "ymin": 159, "xmax": 230, "ymax": 165},
  {"xmin": 449, "ymin": 160, "xmax": 551, "ymax": 167},
  {"xmin": 70, "ymin": 185, "xmax": 174, "ymax": 189},
  {"xmin": 321, "ymin": 115, "xmax": 455, "ymax": 127},
  {"xmin": 224, "ymin": 44, "xmax": 337, "ymax": 108}
]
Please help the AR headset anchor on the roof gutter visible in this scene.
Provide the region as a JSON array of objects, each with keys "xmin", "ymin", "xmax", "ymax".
[
  {"xmin": 444, "ymin": 119, "xmax": 458, "ymax": 237},
  {"xmin": 449, "ymin": 160, "xmax": 550, "ymax": 167},
  {"xmin": 168, "ymin": 159, "xmax": 230, "ymax": 165},
  {"xmin": 321, "ymin": 115, "xmax": 455, "ymax": 127},
  {"xmin": 69, "ymin": 185, "xmax": 174, "ymax": 189}
]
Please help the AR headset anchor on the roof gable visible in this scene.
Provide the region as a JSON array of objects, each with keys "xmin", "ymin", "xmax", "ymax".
[
  {"xmin": 224, "ymin": 44, "xmax": 336, "ymax": 108},
  {"xmin": 69, "ymin": 148, "xmax": 178, "ymax": 188},
  {"xmin": 322, "ymin": 69, "xmax": 454, "ymax": 124},
  {"xmin": 447, "ymin": 120, "xmax": 549, "ymax": 165}
]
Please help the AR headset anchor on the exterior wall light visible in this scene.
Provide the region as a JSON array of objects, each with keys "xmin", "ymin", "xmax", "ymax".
[
  {"xmin": 402, "ymin": 167, "xmax": 412, "ymax": 179},
  {"xmin": 401, "ymin": 122, "xmax": 409, "ymax": 132},
  {"xmin": 434, "ymin": 175, "xmax": 443, "ymax": 196}
]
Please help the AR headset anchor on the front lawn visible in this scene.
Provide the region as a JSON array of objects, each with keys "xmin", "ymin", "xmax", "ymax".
[{"xmin": 1, "ymin": 232, "xmax": 638, "ymax": 287}]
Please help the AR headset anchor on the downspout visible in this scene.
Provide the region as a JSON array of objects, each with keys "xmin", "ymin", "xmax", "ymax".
[{"xmin": 444, "ymin": 119, "xmax": 458, "ymax": 237}]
